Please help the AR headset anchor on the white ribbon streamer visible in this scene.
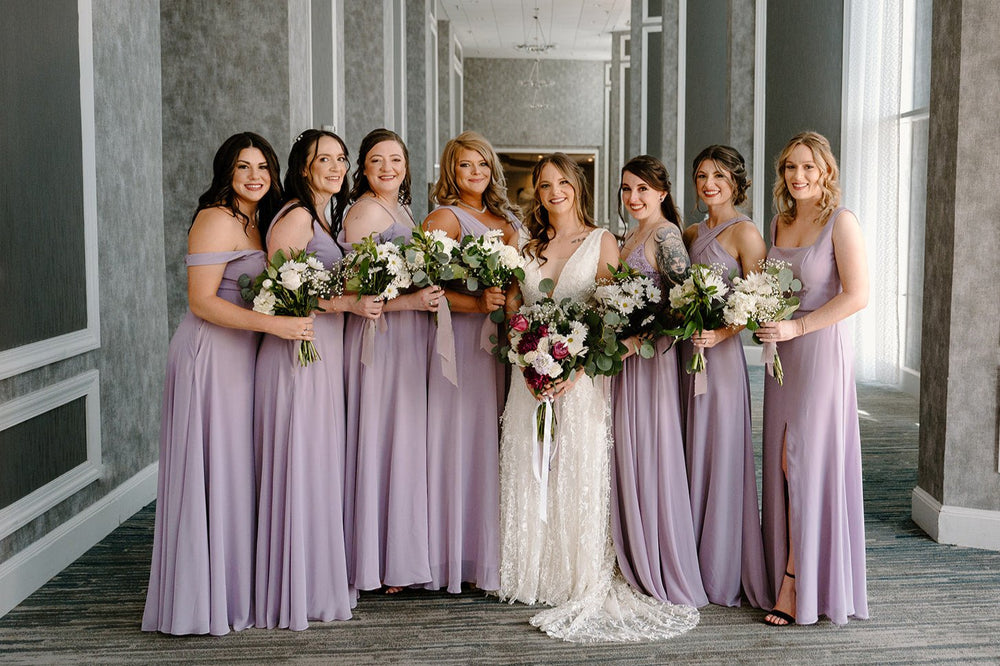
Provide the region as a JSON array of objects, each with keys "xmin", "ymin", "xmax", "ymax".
[
  {"xmin": 361, "ymin": 314, "xmax": 385, "ymax": 368},
  {"xmin": 435, "ymin": 297, "xmax": 458, "ymax": 386},
  {"xmin": 760, "ymin": 340, "xmax": 776, "ymax": 379},
  {"xmin": 694, "ymin": 351, "xmax": 708, "ymax": 396},
  {"xmin": 531, "ymin": 397, "xmax": 555, "ymax": 523},
  {"xmin": 478, "ymin": 316, "xmax": 494, "ymax": 353}
]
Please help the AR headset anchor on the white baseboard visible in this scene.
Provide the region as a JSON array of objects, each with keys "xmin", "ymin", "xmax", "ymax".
[
  {"xmin": 912, "ymin": 485, "xmax": 1000, "ymax": 551},
  {"xmin": 0, "ymin": 463, "xmax": 158, "ymax": 618}
]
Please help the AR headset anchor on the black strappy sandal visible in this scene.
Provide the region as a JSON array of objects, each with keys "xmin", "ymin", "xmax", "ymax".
[{"xmin": 763, "ymin": 572, "xmax": 796, "ymax": 626}]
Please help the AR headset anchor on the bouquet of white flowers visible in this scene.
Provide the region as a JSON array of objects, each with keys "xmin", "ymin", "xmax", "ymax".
[
  {"xmin": 340, "ymin": 235, "xmax": 412, "ymax": 301},
  {"xmin": 460, "ymin": 229, "xmax": 526, "ymax": 293},
  {"xmin": 666, "ymin": 263, "xmax": 730, "ymax": 394},
  {"xmin": 503, "ymin": 285, "xmax": 590, "ymax": 523},
  {"xmin": 340, "ymin": 235, "xmax": 413, "ymax": 366},
  {"xmin": 458, "ymin": 228, "xmax": 528, "ymax": 352},
  {"xmin": 239, "ymin": 249, "xmax": 335, "ymax": 367},
  {"xmin": 722, "ymin": 258, "xmax": 802, "ymax": 385},
  {"xmin": 587, "ymin": 261, "xmax": 664, "ymax": 374},
  {"xmin": 404, "ymin": 227, "xmax": 467, "ymax": 287}
]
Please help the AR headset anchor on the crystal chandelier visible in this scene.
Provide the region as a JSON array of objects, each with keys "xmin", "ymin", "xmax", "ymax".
[{"xmin": 517, "ymin": 8, "xmax": 556, "ymax": 109}]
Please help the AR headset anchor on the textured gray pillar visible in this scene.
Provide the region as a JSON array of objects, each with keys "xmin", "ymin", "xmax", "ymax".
[
  {"xmin": 912, "ymin": 0, "xmax": 1000, "ymax": 550},
  {"xmin": 160, "ymin": 0, "xmax": 293, "ymax": 330},
  {"xmin": 405, "ymin": 0, "xmax": 434, "ymax": 220},
  {"xmin": 343, "ymin": 0, "xmax": 387, "ymax": 153}
]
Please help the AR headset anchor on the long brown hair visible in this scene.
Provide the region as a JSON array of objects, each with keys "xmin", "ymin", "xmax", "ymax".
[
  {"xmin": 772, "ymin": 131, "xmax": 841, "ymax": 223},
  {"xmin": 618, "ymin": 154, "xmax": 683, "ymax": 230},
  {"xmin": 523, "ymin": 153, "xmax": 596, "ymax": 264},
  {"xmin": 433, "ymin": 131, "xmax": 519, "ymax": 221},
  {"xmin": 349, "ymin": 128, "xmax": 412, "ymax": 205}
]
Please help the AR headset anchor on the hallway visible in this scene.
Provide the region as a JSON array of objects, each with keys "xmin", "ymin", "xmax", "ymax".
[{"xmin": 1, "ymin": 371, "xmax": 997, "ymax": 664}]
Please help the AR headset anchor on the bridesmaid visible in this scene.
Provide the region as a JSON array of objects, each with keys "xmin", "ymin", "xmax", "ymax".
[
  {"xmin": 680, "ymin": 145, "xmax": 771, "ymax": 609},
  {"xmin": 142, "ymin": 132, "xmax": 314, "ymax": 636},
  {"xmin": 610, "ymin": 155, "xmax": 708, "ymax": 608},
  {"xmin": 758, "ymin": 131, "xmax": 869, "ymax": 626},
  {"xmin": 421, "ymin": 131, "xmax": 521, "ymax": 593},
  {"xmin": 254, "ymin": 130, "xmax": 383, "ymax": 630},
  {"xmin": 339, "ymin": 128, "xmax": 443, "ymax": 594}
]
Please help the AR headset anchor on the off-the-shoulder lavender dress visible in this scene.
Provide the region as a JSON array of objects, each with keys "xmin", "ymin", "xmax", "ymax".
[
  {"xmin": 611, "ymin": 241, "xmax": 708, "ymax": 609},
  {"xmin": 254, "ymin": 213, "xmax": 354, "ymax": 629},
  {"xmin": 679, "ymin": 216, "xmax": 771, "ymax": 608},
  {"xmin": 339, "ymin": 218, "xmax": 433, "ymax": 591},
  {"xmin": 142, "ymin": 249, "xmax": 264, "ymax": 636},
  {"xmin": 762, "ymin": 208, "xmax": 868, "ymax": 625},
  {"xmin": 423, "ymin": 205, "xmax": 507, "ymax": 593}
]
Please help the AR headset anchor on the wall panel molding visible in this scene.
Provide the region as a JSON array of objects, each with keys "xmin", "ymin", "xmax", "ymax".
[
  {"xmin": 0, "ymin": 371, "xmax": 102, "ymax": 540},
  {"xmin": 0, "ymin": 0, "xmax": 101, "ymax": 380}
]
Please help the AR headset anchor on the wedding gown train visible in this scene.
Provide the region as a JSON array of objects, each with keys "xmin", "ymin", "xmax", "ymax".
[{"xmin": 498, "ymin": 228, "xmax": 699, "ymax": 642}]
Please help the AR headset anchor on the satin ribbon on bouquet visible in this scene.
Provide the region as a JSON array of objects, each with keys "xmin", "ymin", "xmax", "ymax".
[
  {"xmin": 360, "ymin": 314, "xmax": 386, "ymax": 368},
  {"xmin": 478, "ymin": 317, "xmax": 494, "ymax": 353},
  {"xmin": 760, "ymin": 340, "xmax": 776, "ymax": 375},
  {"xmin": 531, "ymin": 396, "xmax": 556, "ymax": 523},
  {"xmin": 435, "ymin": 297, "xmax": 458, "ymax": 386},
  {"xmin": 693, "ymin": 350, "xmax": 708, "ymax": 396}
]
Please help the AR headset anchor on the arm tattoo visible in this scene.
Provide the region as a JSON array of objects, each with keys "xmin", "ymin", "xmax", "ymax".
[{"xmin": 654, "ymin": 225, "xmax": 690, "ymax": 286}]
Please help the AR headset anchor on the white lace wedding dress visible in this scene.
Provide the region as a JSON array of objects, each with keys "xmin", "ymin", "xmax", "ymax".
[{"xmin": 498, "ymin": 228, "xmax": 699, "ymax": 642}]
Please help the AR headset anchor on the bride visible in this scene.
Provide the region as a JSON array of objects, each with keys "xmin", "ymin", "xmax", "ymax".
[{"xmin": 498, "ymin": 153, "xmax": 699, "ymax": 642}]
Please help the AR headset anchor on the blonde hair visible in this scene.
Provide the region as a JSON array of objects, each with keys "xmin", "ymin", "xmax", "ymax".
[
  {"xmin": 524, "ymin": 153, "xmax": 596, "ymax": 264},
  {"xmin": 772, "ymin": 131, "xmax": 841, "ymax": 223},
  {"xmin": 433, "ymin": 131, "xmax": 519, "ymax": 221}
]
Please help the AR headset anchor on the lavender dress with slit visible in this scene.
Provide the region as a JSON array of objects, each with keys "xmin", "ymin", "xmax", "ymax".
[
  {"xmin": 142, "ymin": 249, "xmax": 263, "ymax": 636},
  {"xmin": 679, "ymin": 215, "xmax": 771, "ymax": 609},
  {"xmin": 610, "ymin": 242, "xmax": 708, "ymax": 608},
  {"xmin": 423, "ymin": 205, "xmax": 507, "ymax": 593},
  {"xmin": 254, "ymin": 213, "xmax": 354, "ymax": 629},
  {"xmin": 762, "ymin": 208, "xmax": 868, "ymax": 625},
  {"xmin": 339, "ymin": 219, "xmax": 433, "ymax": 591}
]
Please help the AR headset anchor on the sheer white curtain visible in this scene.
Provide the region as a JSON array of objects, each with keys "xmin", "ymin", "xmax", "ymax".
[{"xmin": 841, "ymin": 0, "xmax": 902, "ymax": 384}]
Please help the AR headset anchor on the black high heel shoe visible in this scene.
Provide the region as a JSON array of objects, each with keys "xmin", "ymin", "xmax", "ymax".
[{"xmin": 763, "ymin": 571, "xmax": 796, "ymax": 626}]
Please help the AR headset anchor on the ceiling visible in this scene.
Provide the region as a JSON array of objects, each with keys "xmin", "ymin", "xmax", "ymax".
[{"xmin": 436, "ymin": 0, "xmax": 632, "ymax": 61}]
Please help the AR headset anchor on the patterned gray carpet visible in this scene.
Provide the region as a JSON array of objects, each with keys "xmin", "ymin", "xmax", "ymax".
[{"xmin": 1, "ymin": 369, "xmax": 999, "ymax": 664}]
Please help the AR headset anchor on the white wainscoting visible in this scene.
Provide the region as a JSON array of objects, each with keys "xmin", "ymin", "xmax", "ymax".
[
  {"xmin": 0, "ymin": 370, "xmax": 103, "ymax": 540},
  {"xmin": 912, "ymin": 486, "xmax": 1000, "ymax": 552},
  {"xmin": 0, "ymin": 463, "xmax": 158, "ymax": 618}
]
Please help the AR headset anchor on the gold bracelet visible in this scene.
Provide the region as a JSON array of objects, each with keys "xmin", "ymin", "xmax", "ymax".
[{"xmin": 798, "ymin": 318, "xmax": 806, "ymax": 336}]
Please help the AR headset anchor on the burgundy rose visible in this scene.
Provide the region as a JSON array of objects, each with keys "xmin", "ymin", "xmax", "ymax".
[
  {"xmin": 551, "ymin": 341, "xmax": 569, "ymax": 360},
  {"xmin": 509, "ymin": 314, "xmax": 529, "ymax": 332}
]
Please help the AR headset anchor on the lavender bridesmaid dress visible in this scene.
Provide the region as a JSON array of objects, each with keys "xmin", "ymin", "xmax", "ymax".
[
  {"xmin": 339, "ymin": 219, "xmax": 433, "ymax": 591},
  {"xmin": 762, "ymin": 208, "xmax": 868, "ymax": 625},
  {"xmin": 679, "ymin": 216, "xmax": 771, "ymax": 609},
  {"xmin": 610, "ymin": 242, "xmax": 709, "ymax": 608},
  {"xmin": 254, "ymin": 215, "xmax": 354, "ymax": 629},
  {"xmin": 142, "ymin": 249, "xmax": 263, "ymax": 636},
  {"xmin": 424, "ymin": 206, "xmax": 505, "ymax": 593}
]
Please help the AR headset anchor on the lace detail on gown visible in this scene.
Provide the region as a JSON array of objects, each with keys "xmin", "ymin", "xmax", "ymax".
[{"xmin": 499, "ymin": 229, "xmax": 699, "ymax": 642}]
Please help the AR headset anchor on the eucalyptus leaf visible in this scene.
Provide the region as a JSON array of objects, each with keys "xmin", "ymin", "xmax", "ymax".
[
  {"xmin": 538, "ymin": 277, "xmax": 555, "ymax": 294},
  {"xmin": 489, "ymin": 309, "xmax": 506, "ymax": 323}
]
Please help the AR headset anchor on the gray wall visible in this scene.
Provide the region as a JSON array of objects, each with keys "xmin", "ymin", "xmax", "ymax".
[
  {"xmin": 918, "ymin": 0, "xmax": 1000, "ymax": 512},
  {"xmin": 763, "ymin": 0, "xmax": 843, "ymax": 230},
  {"xmin": 0, "ymin": 0, "xmax": 166, "ymax": 560},
  {"xmin": 463, "ymin": 58, "xmax": 605, "ymax": 151},
  {"xmin": 160, "ymin": 0, "xmax": 294, "ymax": 330},
  {"xmin": 343, "ymin": 0, "xmax": 387, "ymax": 155}
]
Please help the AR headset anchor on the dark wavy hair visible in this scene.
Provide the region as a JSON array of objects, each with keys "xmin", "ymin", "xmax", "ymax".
[
  {"xmin": 191, "ymin": 132, "xmax": 282, "ymax": 242},
  {"xmin": 523, "ymin": 153, "xmax": 596, "ymax": 264},
  {"xmin": 433, "ymin": 130, "xmax": 519, "ymax": 222},
  {"xmin": 348, "ymin": 128, "xmax": 411, "ymax": 206},
  {"xmin": 618, "ymin": 154, "xmax": 683, "ymax": 230},
  {"xmin": 276, "ymin": 129, "xmax": 351, "ymax": 238},
  {"xmin": 691, "ymin": 144, "xmax": 751, "ymax": 210}
]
